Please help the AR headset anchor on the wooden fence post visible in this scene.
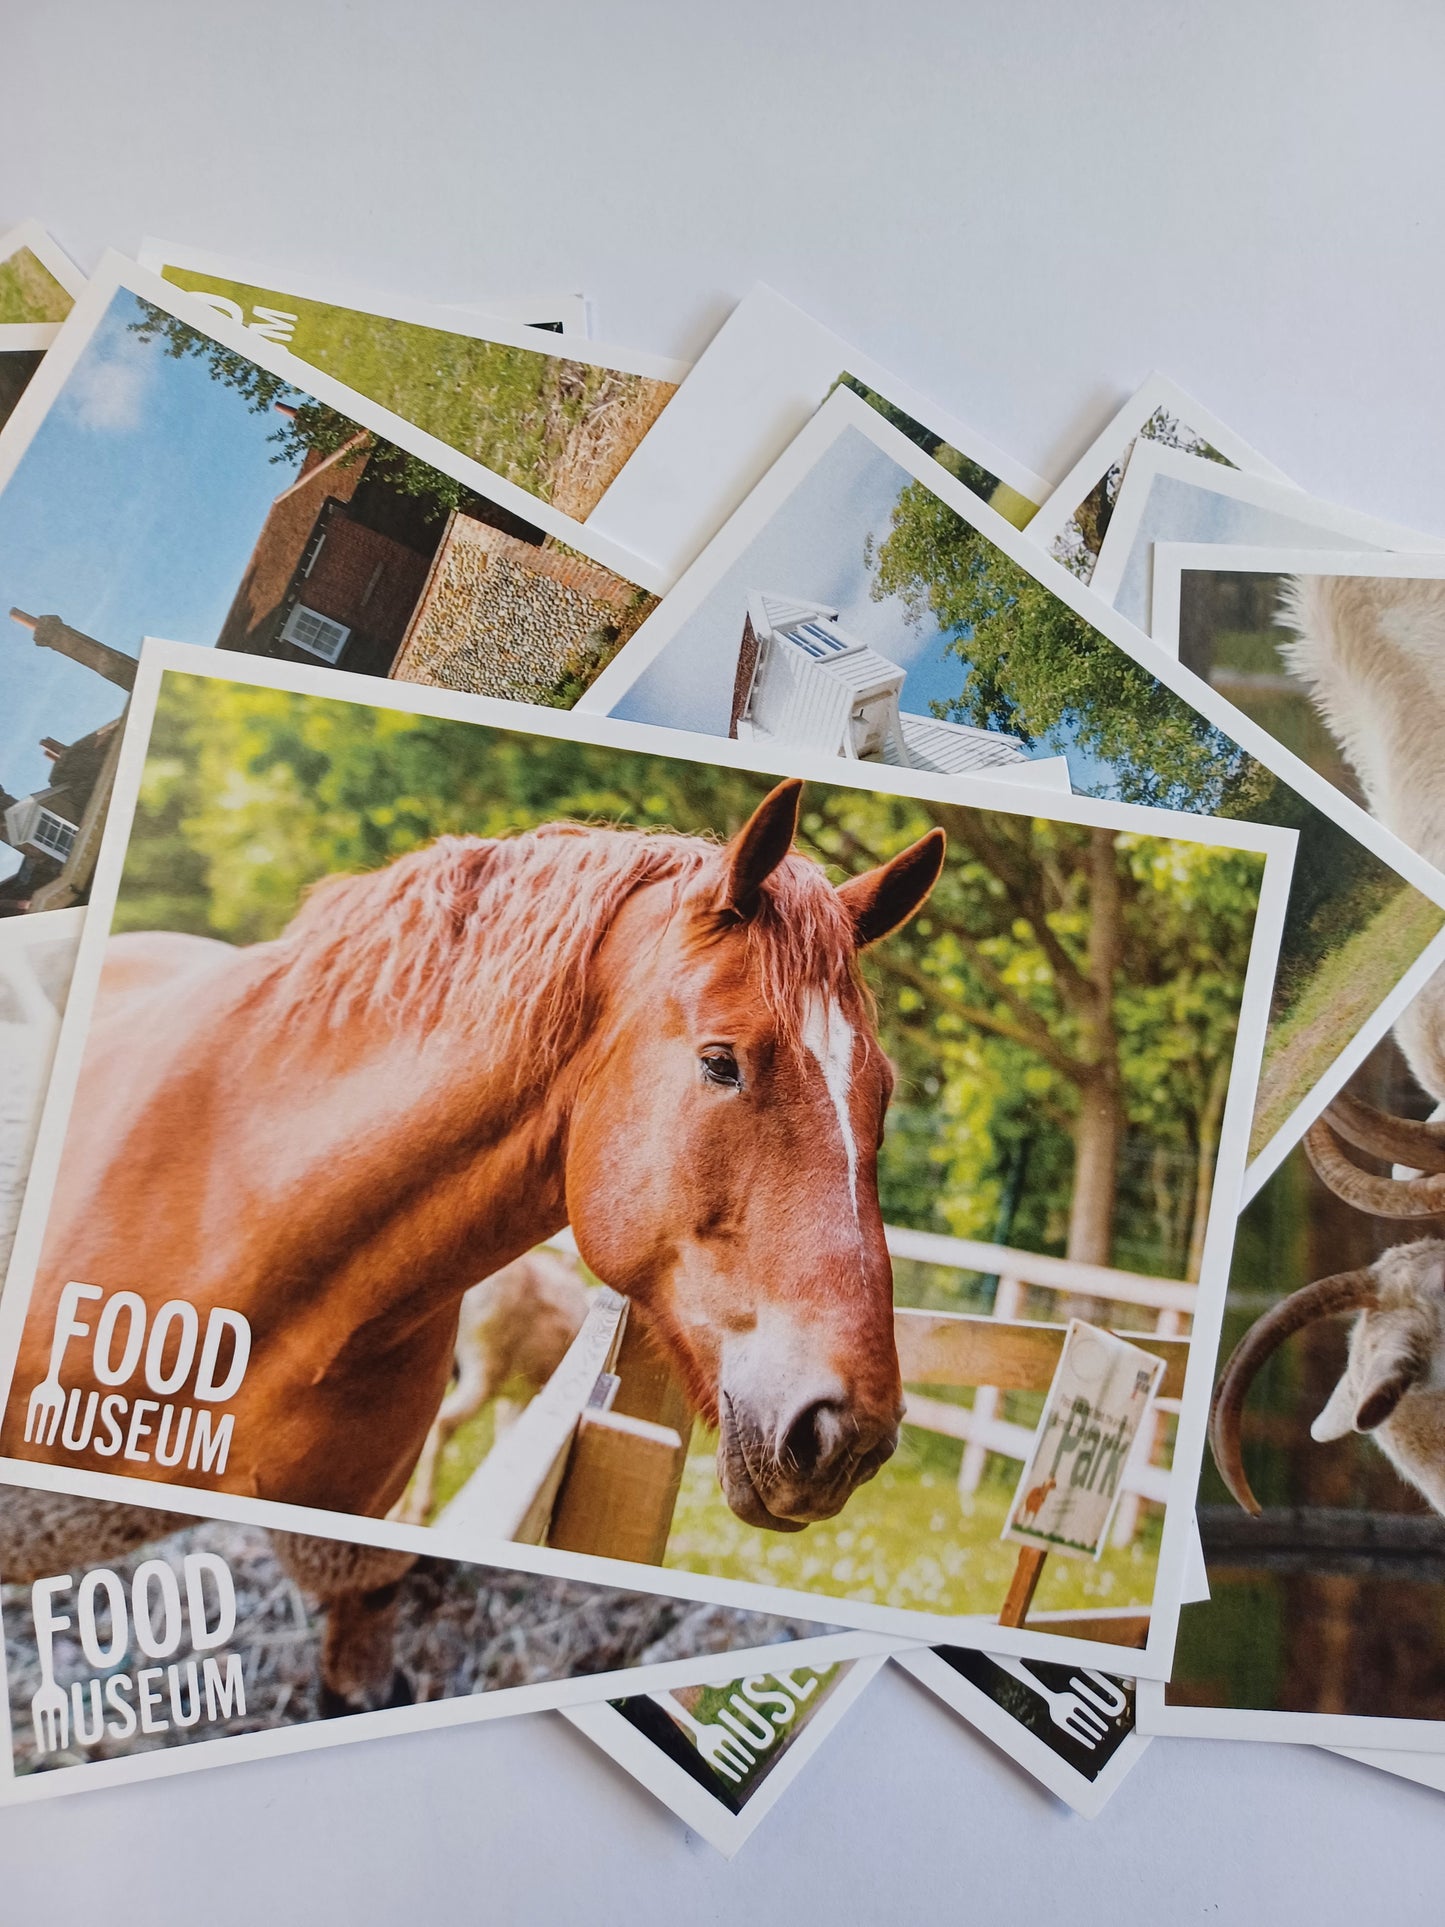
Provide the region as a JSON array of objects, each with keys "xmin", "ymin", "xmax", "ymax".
[{"xmin": 958, "ymin": 1273, "xmax": 1023, "ymax": 1495}]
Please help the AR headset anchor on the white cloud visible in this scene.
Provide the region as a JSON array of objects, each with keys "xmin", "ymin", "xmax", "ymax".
[{"xmin": 62, "ymin": 343, "xmax": 154, "ymax": 433}]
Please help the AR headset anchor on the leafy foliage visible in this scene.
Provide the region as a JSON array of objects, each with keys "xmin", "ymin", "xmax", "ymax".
[{"xmin": 118, "ymin": 675, "xmax": 1266, "ymax": 1281}]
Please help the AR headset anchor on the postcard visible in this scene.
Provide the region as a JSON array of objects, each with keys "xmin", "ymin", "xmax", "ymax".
[
  {"xmin": 0, "ymin": 1470, "xmax": 885, "ymax": 1807},
  {"xmin": 0, "ymin": 908, "xmax": 884, "ymax": 1806},
  {"xmin": 138, "ymin": 240, "xmax": 590, "ymax": 335},
  {"xmin": 0, "ymin": 639, "xmax": 1293, "ymax": 1675},
  {"xmin": 0, "ymin": 910, "xmax": 84, "ymax": 1274},
  {"xmin": 1091, "ymin": 446, "xmax": 1445, "ymax": 634},
  {"xmin": 136, "ymin": 241, "xmax": 683, "ymax": 523},
  {"xmin": 1023, "ymin": 373, "xmax": 1291, "ymax": 586},
  {"xmin": 563, "ymin": 1653, "xmax": 886, "ymax": 1855},
  {"xmin": 586, "ymin": 283, "xmax": 1049, "ymax": 583},
  {"xmin": 1137, "ymin": 991, "xmax": 1445, "ymax": 1749},
  {"xmin": 898, "ymin": 1647, "xmax": 1149, "ymax": 1816},
  {"xmin": 0, "ymin": 252, "xmax": 663, "ymax": 919},
  {"xmin": 0, "ymin": 222, "xmax": 86, "ymax": 353},
  {"xmin": 1330, "ymin": 1750, "xmax": 1445, "ymax": 1792},
  {"xmin": 579, "ymin": 387, "xmax": 1445, "ymax": 1193}
]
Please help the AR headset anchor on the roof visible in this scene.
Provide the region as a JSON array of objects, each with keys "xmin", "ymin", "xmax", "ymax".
[
  {"xmin": 215, "ymin": 438, "xmax": 370, "ymax": 654},
  {"xmin": 893, "ymin": 713, "xmax": 1027, "ymax": 774}
]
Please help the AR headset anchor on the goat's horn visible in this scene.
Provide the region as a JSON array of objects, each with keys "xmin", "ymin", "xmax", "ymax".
[
  {"xmin": 1306, "ymin": 1117, "xmax": 1445, "ymax": 1218},
  {"xmin": 1323, "ymin": 1092, "xmax": 1445, "ymax": 1175},
  {"xmin": 1209, "ymin": 1268, "xmax": 1378, "ymax": 1516}
]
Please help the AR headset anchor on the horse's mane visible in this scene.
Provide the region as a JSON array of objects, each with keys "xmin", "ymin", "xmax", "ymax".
[{"xmin": 248, "ymin": 821, "xmax": 863, "ymax": 1067}]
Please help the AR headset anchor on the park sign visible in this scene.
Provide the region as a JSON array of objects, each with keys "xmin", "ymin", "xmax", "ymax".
[{"xmin": 1004, "ymin": 1321, "xmax": 1165, "ymax": 1560}]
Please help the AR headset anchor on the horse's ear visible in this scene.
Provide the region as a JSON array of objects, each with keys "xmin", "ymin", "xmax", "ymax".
[
  {"xmin": 838, "ymin": 828, "xmax": 946, "ymax": 948},
  {"xmin": 716, "ymin": 779, "xmax": 804, "ymax": 920}
]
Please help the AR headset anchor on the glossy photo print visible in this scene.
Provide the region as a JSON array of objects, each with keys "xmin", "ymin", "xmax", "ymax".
[
  {"xmin": 581, "ymin": 390, "xmax": 1445, "ymax": 1191},
  {"xmin": 0, "ymin": 254, "xmax": 659, "ymax": 920},
  {"xmin": 139, "ymin": 239, "xmax": 682, "ymax": 516},
  {"xmin": 0, "ymin": 644, "xmax": 1292, "ymax": 1676},
  {"xmin": 1022, "ymin": 372, "xmax": 1289, "ymax": 587},
  {"xmin": 586, "ymin": 283, "xmax": 1048, "ymax": 584}
]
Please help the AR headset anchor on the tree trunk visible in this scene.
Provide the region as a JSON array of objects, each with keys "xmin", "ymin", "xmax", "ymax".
[
  {"xmin": 1184, "ymin": 1055, "xmax": 1231, "ymax": 1285},
  {"xmin": 1065, "ymin": 1066, "xmax": 1123, "ymax": 1267},
  {"xmin": 1064, "ymin": 829, "xmax": 1123, "ymax": 1273}
]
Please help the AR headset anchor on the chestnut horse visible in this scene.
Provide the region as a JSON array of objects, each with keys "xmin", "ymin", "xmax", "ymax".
[{"xmin": 2, "ymin": 779, "xmax": 943, "ymax": 1536}]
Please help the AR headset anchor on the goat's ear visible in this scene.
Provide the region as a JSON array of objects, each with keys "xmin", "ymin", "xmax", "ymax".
[
  {"xmin": 1310, "ymin": 1375, "xmax": 1358, "ymax": 1443},
  {"xmin": 716, "ymin": 780, "xmax": 803, "ymax": 921},
  {"xmin": 838, "ymin": 828, "xmax": 947, "ymax": 949},
  {"xmin": 1354, "ymin": 1357, "xmax": 1416, "ymax": 1432}
]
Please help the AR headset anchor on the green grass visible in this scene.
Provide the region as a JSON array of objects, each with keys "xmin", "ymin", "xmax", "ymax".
[
  {"xmin": 161, "ymin": 269, "xmax": 675, "ymax": 514},
  {"xmin": 0, "ymin": 248, "xmax": 72, "ymax": 325},
  {"xmin": 661, "ymin": 1424, "xmax": 1159, "ymax": 1620},
  {"xmin": 1251, "ymin": 884, "xmax": 1445, "ymax": 1156}
]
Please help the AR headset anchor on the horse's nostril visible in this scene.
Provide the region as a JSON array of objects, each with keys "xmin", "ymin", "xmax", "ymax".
[{"xmin": 782, "ymin": 1400, "xmax": 847, "ymax": 1478}]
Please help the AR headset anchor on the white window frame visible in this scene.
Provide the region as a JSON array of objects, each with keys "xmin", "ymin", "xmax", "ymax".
[
  {"xmin": 281, "ymin": 603, "xmax": 350, "ymax": 664},
  {"xmin": 32, "ymin": 807, "xmax": 78, "ymax": 860}
]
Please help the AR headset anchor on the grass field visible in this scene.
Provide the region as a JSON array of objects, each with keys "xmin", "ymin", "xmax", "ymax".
[
  {"xmin": 162, "ymin": 269, "xmax": 677, "ymax": 516},
  {"xmin": 661, "ymin": 1424, "xmax": 1160, "ymax": 1621},
  {"xmin": 0, "ymin": 248, "xmax": 72, "ymax": 325},
  {"xmin": 1251, "ymin": 883, "xmax": 1445, "ymax": 1156}
]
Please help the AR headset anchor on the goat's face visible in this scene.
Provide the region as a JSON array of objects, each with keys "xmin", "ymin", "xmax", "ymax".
[
  {"xmin": 1209, "ymin": 1236, "xmax": 1445, "ymax": 1516},
  {"xmin": 1310, "ymin": 1242, "xmax": 1445, "ymax": 1444}
]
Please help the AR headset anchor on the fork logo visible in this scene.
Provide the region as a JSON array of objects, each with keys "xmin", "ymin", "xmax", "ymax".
[
  {"xmin": 654, "ymin": 1666, "xmax": 828, "ymax": 1786},
  {"xmin": 29, "ymin": 1554, "xmax": 243, "ymax": 1758}
]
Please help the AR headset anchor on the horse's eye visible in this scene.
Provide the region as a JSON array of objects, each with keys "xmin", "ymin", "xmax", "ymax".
[{"xmin": 700, "ymin": 1046, "xmax": 743, "ymax": 1090}]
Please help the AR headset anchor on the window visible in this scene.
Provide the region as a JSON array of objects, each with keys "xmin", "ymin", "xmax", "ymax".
[
  {"xmin": 281, "ymin": 604, "xmax": 350, "ymax": 664},
  {"xmin": 33, "ymin": 809, "xmax": 77, "ymax": 861},
  {"xmin": 787, "ymin": 620, "xmax": 850, "ymax": 660}
]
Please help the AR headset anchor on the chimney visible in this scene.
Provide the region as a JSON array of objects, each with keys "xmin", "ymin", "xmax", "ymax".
[
  {"xmin": 10, "ymin": 609, "xmax": 138, "ymax": 692},
  {"xmin": 274, "ymin": 402, "xmax": 299, "ymax": 420},
  {"xmin": 39, "ymin": 737, "xmax": 66, "ymax": 762}
]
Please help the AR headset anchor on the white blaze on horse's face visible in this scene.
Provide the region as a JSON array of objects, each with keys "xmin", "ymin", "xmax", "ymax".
[{"xmin": 801, "ymin": 991, "xmax": 859, "ymax": 1222}]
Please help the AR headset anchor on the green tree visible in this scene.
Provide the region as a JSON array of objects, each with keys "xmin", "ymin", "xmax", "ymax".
[
  {"xmin": 118, "ymin": 678, "xmax": 1263, "ymax": 1280},
  {"xmin": 129, "ymin": 301, "xmax": 477, "ymax": 521},
  {"xmin": 866, "ymin": 478, "xmax": 1266, "ymax": 812}
]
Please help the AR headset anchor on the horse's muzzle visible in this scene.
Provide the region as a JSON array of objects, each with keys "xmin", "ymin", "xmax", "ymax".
[{"xmin": 716, "ymin": 1389, "xmax": 899, "ymax": 1531}]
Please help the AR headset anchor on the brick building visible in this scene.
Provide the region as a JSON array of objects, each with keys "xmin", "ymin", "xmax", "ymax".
[{"xmin": 216, "ymin": 417, "xmax": 554, "ymax": 679}]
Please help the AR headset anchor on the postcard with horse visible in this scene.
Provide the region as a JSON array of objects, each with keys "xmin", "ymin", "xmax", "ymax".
[
  {"xmin": 0, "ymin": 922, "xmax": 875, "ymax": 1799},
  {"xmin": 0, "ymin": 1471, "xmax": 884, "ymax": 1806},
  {"xmin": 0, "ymin": 253, "xmax": 665, "ymax": 924},
  {"xmin": 0, "ymin": 640, "xmax": 1292, "ymax": 1676},
  {"xmin": 580, "ymin": 389, "xmax": 1445, "ymax": 1197}
]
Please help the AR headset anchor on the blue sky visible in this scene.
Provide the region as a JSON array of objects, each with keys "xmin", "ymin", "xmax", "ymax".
[
  {"xmin": 0, "ymin": 289, "xmax": 303, "ymax": 876},
  {"xmin": 613, "ymin": 424, "xmax": 1120, "ymax": 791}
]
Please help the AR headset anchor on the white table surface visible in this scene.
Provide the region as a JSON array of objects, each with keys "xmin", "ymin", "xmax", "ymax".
[{"xmin": 4, "ymin": 3, "xmax": 1445, "ymax": 1919}]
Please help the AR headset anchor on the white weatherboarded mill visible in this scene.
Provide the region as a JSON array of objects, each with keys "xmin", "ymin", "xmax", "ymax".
[{"xmin": 728, "ymin": 593, "xmax": 1031, "ymax": 775}]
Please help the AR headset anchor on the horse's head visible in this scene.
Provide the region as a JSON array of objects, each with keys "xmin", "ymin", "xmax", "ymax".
[{"xmin": 567, "ymin": 780, "xmax": 944, "ymax": 1532}]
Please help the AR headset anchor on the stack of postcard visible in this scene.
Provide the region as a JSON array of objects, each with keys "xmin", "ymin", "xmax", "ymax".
[{"xmin": 1, "ymin": 217, "xmax": 1443, "ymax": 1849}]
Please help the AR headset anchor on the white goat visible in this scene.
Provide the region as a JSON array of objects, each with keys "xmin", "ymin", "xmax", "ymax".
[{"xmin": 1211, "ymin": 575, "xmax": 1445, "ymax": 1513}]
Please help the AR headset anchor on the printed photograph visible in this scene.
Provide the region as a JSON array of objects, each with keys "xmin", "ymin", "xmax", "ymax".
[
  {"xmin": 0, "ymin": 1489, "xmax": 829, "ymax": 1780},
  {"xmin": 0, "ymin": 234, "xmax": 75, "ymax": 328},
  {"xmin": 0, "ymin": 665, "xmax": 1283, "ymax": 1654},
  {"xmin": 1090, "ymin": 454, "xmax": 1423, "ymax": 635},
  {"xmin": 898, "ymin": 1643, "xmax": 1147, "ymax": 1814},
  {"xmin": 1044, "ymin": 405, "xmax": 1238, "ymax": 584},
  {"xmin": 596, "ymin": 399, "xmax": 1445, "ymax": 1163},
  {"xmin": 1174, "ymin": 989, "xmax": 1445, "ymax": 1725},
  {"xmin": 603, "ymin": 1661, "xmax": 853, "ymax": 1813},
  {"xmin": 0, "ymin": 910, "xmax": 81, "ymax": 1271},
  {"xmin": 0, "ymin": 283, "xmax": 656, "ymax": 916},
  {"xmin": 155, "ymin": 260, "xmax": 680, "ymax": 519}
]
